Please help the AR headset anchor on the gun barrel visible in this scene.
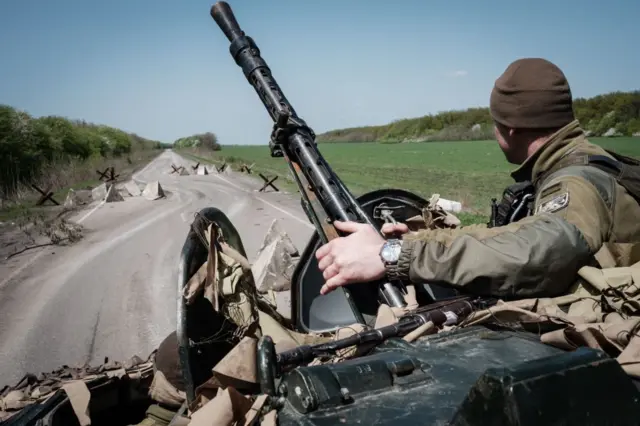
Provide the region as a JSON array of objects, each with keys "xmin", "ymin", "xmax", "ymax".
[
  {"xmin": 275, "ymin": 298, "xmax": 478, "ymax": 369},
  {"xmin": 210, "ymin": 1, "xmax": 243, "ymax": 42},
  {"xmin": 210, "ymin": 3, "xmax": 355, "ymax": 224},
  {"xmin": 209, "ymin": 1, "xmax": 406, "ymax": 307}
]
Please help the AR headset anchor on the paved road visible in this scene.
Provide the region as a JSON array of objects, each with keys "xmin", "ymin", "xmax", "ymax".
[{"xmin": 0, "ymin": 150, "xmax": 314, "ymax": 386}]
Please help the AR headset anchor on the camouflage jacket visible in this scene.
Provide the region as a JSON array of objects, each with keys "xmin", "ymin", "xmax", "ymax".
[{"xmin": 387, "ymin": 120, "xmax": 640, "ymax": 299}]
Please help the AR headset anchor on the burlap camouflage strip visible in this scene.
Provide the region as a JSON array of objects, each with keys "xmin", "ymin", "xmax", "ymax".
[
  {"xmin": 0, "ymin": 353, "xmax": 155, "ymax": 422},
  {"xmin": 182, "ymin": 268, "xmax": 640, "ymax": 424}
]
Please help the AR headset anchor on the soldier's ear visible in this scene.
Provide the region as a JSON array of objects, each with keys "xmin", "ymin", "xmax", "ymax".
[{"xmin": 494, "ymin": 121, "xmax": 514, "ymax": 139}]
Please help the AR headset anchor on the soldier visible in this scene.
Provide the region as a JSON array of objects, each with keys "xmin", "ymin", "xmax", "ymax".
[{"xmin": 315, "ymin": 58, "xmax": 640, "ymax": 300}]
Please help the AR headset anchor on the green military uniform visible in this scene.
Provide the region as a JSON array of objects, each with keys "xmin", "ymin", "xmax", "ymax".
[{"xmin": 386, "ymin": 60, "xmax": 640, "ymax": 299}]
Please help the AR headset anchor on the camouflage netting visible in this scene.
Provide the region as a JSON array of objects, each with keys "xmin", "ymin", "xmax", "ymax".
[
  {"xmin": 174, "ymin": 197, "xmax": 640, "ymax": 425},
  {"xmin": 4, "ymin": 195, "xmax": 640, "ymax": 425},
  {"xmin": 0, "ymin": 354, "xmax": 155, "ymax": 423},
  {"xmin": 138, "ymin": 196, "xmax": 473, "ymax": 424}
]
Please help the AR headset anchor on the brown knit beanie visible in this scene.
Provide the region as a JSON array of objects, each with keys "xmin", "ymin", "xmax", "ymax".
[{"xmin": 490, "ymin": 58, "xmax": 575, "ymax": 129}]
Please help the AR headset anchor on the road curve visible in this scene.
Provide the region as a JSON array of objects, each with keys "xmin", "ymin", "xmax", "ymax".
[{"xmin": 0, "ymin": 150, "xmax": 314, "ymax": 386}]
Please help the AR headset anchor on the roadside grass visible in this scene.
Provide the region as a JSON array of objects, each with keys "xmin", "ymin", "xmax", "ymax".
[
  {"xmin": 0, "ymin": 150, "xmax": 162, "ymax": 223},
  {"xmin": 176, "ymin": 137, "xmax": 640, "ymax": 226}
]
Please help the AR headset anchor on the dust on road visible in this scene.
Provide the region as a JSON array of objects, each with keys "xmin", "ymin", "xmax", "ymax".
[{"xmin": 0, "ymin": 150, "xmax": 314, "ymax": 386}]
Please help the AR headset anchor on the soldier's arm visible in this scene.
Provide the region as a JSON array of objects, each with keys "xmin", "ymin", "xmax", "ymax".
[{"xmin": 386, "ymin": 170, "xmax": 613, "ymax": 298}]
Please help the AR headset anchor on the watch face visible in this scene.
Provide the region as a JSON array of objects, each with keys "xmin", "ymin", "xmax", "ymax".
[{"xmin": 381, "ymin": 241, "xmax": 402, "ymax": 262}]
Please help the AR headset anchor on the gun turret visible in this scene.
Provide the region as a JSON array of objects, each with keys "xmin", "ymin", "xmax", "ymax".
[{"xmin": 209, "ymin": 1, "xmax": 406, "ymax": 308}]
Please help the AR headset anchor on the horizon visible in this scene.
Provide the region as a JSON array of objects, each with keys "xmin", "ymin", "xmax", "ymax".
[{"xmin": 1, "ymin": 0, "xmax": 638, "ymax": 145}]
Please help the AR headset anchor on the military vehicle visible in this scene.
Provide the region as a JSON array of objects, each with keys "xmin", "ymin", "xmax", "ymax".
[{"xmin": 3, "ymin": 2, "xmax": 640, "ymax": 425}]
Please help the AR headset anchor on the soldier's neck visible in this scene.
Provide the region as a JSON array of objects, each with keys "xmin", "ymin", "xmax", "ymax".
[{"xmin": 526, "ymin": 136, "xmax": 551, "ymax": 159}]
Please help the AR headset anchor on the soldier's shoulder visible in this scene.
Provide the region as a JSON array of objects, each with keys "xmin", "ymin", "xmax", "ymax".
[
  {"xmin": 537, "ymin": 162, "xmax": 617, "ymax": 212},
  {"xmin": 574, "ymin": 136, "xmax": 611, "ymax": 157}
]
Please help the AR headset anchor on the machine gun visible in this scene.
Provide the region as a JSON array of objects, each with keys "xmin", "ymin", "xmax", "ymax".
[
  {"xmin": 209, "ymin": 1, "xmax": 407, "ymax": 309},
  {"xmin": 274, "ymin": 296, "xmax": 493, "ymax": 369}
]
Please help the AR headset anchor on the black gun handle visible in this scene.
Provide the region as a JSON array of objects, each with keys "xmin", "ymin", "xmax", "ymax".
[{"xmin": 210, "ymin": 1, "xmax": 243, "ymax": 42}]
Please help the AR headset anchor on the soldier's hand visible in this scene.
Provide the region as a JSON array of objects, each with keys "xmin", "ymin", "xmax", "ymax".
[
  {"xmin": 381, "ymin": 223, "xmax": 409, "ymax": 237},
  {"xmin": 315, "ymin": 220, "xmax": 386, "ymax": 295}
]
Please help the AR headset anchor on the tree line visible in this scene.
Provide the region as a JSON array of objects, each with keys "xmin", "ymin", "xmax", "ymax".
[
  {"xmin": 173, "ymin": 132, "xmax": 222, "ymax": 151},
  {"xmin": 316, "ymin": 90, "xmax": 640, "ymax": 143},
  {"xmin": 0, "ymin": 104, "xmax": 168, "ymax": 199}
]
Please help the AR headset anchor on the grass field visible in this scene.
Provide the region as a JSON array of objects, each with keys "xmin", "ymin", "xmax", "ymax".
[{"xmin": 181, "ymin": 137, "xmax": 640, "ymax": 224}]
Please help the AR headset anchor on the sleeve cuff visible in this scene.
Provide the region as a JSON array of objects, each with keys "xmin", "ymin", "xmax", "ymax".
[{"xmin": 385, "ymin": 240, "xmax": 414, "ymax": 282}]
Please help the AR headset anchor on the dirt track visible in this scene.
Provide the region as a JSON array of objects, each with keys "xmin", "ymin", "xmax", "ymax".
[{"xmin": 0, "ymin": 150, "xmax": 314, "ymax": 386}]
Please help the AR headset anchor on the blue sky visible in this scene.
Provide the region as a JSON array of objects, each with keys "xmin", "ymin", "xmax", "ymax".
[{"xmin": 0, "ymin": 0, "xmax": 637, "ymax": 145}]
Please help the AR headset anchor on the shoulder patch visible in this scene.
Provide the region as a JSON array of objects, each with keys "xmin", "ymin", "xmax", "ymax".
[
  {"xmin": 536, "ymin": 192, "xmax": 569, "ymax": 214},
  {"xmin": 539, "ymin": 182, "xmax": 563, "ymax": 199}
]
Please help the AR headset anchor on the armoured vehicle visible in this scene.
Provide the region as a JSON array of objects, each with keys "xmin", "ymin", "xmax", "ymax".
[{"xmin": 3, "ymin": 2, "xmax": 640, "ymax": 425}]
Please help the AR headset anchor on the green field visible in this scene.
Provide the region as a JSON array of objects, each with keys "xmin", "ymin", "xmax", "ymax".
[{"xmin": 181, "ymin": 137, "xmax": 640, "ymax": 223}]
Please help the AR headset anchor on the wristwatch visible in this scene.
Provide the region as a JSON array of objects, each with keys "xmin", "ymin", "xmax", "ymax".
[
  {"xmin": 380, "ymin": 239, "xmax": 408, "ymax": 282},
  {"xmin": 379, "ymin": 239, "xmax": 403, "ymax": 267}
]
